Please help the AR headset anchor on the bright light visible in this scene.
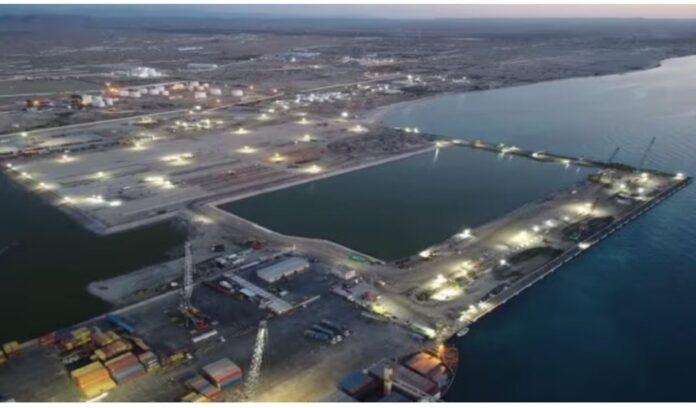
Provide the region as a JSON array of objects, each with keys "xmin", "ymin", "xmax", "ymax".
[
  {"xmin": 561, "ymin": 159, "xmax": 571, "ymax": 167},
  {"xmin": 161, "ymin": 153, "xmax": 193, "ymax": 165},
  {"xmin": 61, "ymin": 196, "xmax": 74, "ymax": 205},
  {"xmin": 545, "ymin": 219, "xmax": 556, "ymax": 228},
  {"xmin": 5, "ymin": 163, "xmax": 13, "ymax": 169},
  {"xmin": 675, "ymin": 172, "xmax": 685, "ymax": 180},
  {"xmin": 144, "ymin": 176, "xmax": 175, "ymax": 189},
  {"xmin": 578, "ymin": 242, "xmax": 591, "ymax": 250},
  {"xmin": 234, "ymin": 127, "xmax": 249, "ymax": 135},
  {"xmin": 108, "ymin": 200, "xmax": 122, "ymax": 207},
  {"xmin": 532, "ymin": 225, "xmax": 540, "ymax": 233},
  {"xmin": 237, "ymin": 145, "xmax": 256, "ymax": 154},
  {"xmin": 131, "ymin": 141, "xmax": 146, "ymax": 151},
  {"xmin": 269, "ymin": 153, "xmax": 286, "ymax": 163},
  {"xmin": 349, "ymin": 124, "xmax": 368, "ymax": 133},
  {"xmin": 303, "ymin": 164, "xmax": 323, "ymax": 174},
  {"xmin": 499, "ymin": 259, "xmax": 508, "ymax": 266},
  {"xmin": 341, "ymin": 111, "xmax": 349, "ymax": 118},
  {"xmin": 297, "ymin": 117, "xmax": 310, "ymax": 125},
  {"xmin": 637, "ymin": 187, "xmax": 645, "ymax": 194},
  {"xmin": 563, "ymin": 215, "xmax": 571, "ymax": 222},
  {"xmin": 258, "ymin": 113, "xmax": 271, "ymax": 121},
  {"xmin": 20, "ymin": 172, "xmax": 32, "ymax": 179},
  {"xmin": 193, "ymin": 215, "xmax": 214, "ymax": 225},
  {"xmin": 20, "ymin": 132, "xmax": 28, "ymax": 137},
  {"xmin": 58, "ymin": 153, "xmax": 75, "ymax": 164},
  {"xmin": 413, "ymin": 128, "xmax": 420, "ymax": 134},
  {"xmin": 456, "ymin": 228, "xmax": 472, "ymax": 240},
  {"xmin": 94, "ymin": 171, "xmax": 107, "ymax": 180},
  {"xmin": 419, "ymin": 249, "xmax": 432, "ymax": 259}
]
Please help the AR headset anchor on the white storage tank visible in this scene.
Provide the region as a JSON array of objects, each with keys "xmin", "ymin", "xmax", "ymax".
[
  {"xmin": 209, "ymin": 88, "xmax": 222, "ymax": 96},
  {"xmin": 194, "ymin": 91, "xmax": 207, "ymax": 99},
  {"xmin": 231, "ymin": 89, "xmax": 244, "ymax": 97},
  {"xmin": 129, "ymin": 90, "xmax": 141, "ymax": 98}
]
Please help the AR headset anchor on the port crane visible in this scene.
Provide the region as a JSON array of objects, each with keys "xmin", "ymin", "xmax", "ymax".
[
  {"xmin": 637, "ymin": 136, "xmax": 657, "ymax": 169},
  {"xmin": 179, "ymin": 242, "xmax": 210, "ymax": 330},
  {"xmin": 589, "ymin": 146, "xmax": 621, "ymax": 213},
  {"xmin": 244, "ymin": 320, "xmax": 268, "ymax": 400}
]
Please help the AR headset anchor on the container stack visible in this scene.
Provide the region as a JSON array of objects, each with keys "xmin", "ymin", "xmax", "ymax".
[
  {"xmin": 180, "ymin": 392, "xmax": 210, "ymax": 402},
  {"xmin": 184, "ymin": 374, "xmax": 222, "ymax": 401},
  {"xmin": 201, "ymin": 358, "xmax": 243, "ymax": 390},
  {"xmin": 1, "ymin": 341, "xmax": 20, "ymax": 357},
  {"xmin": 94, "ymin": 339, "xmax": 132, "ymax": 361},
  {"xmin": 92, "ymin": 330, "xmax": 120, "ymax": 348},
  {"xmin": 38, "ymin": 332, "xmax": 56, "ymax": 347},
  {"xmin": 70, "ymin": 361, "xmax": 117, "ymax": 398},
  {"xmin": 137, "ymin": 351, "xmax": 160, "ymax": 372},
  {"xmin": 104, "ymin": 352, "xmax": 146, "ymax": 384}
]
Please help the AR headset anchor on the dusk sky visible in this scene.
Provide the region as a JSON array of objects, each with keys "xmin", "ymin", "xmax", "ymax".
[{"xmin": 4, "ymin": 4, "xmax": 696, "ymax": 20}]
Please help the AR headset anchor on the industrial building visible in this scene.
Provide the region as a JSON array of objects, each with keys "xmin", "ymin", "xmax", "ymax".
[{"xmin": 256, "ymin": 257, "xmax": 310, "ymax": 283}]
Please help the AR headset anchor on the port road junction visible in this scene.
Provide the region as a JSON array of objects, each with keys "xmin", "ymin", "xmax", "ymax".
[{"xmin": 0, "ymin": 97, "xmax": 690, "ymax": 401}]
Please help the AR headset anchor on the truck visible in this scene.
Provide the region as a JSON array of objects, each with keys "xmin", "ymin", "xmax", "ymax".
[
  {"xmin": 319, "ymin": 319, "xmax": 352, "ymax": 337},
  {"xmin": 311, "ymin": 325, "xmax": 342, "ymax": 342},
  {"xmin": 304, "ymin": 329, "xmax": 337, "ymax": 345}
]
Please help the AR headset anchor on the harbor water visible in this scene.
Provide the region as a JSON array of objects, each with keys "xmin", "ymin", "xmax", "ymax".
[
  {"xmin": 0, "ymin": 175, "xmax": 186, "ymax": 343},
  {"xmin": 380, "ymin": 55, "xmax": 696, "ymax": 401}
]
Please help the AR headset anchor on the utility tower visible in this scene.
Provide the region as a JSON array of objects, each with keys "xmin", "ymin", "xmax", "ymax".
[{"xmin": 244, "ymin": 320, "xmax": 268, "ymax": 400}]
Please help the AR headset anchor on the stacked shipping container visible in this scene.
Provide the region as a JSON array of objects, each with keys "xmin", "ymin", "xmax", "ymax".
[
  {"xmin": 201, "ymin": 358, "xmax": 243, "ymax": 389},
  {"xmin": 185, "ymin": 374, "xmax": 222, "ymax": 401},
  {"xmin": 104, "ymin": 352, "xmax": 146, "ymax": 384},
  {"xmin": 70, "ymin": 361, "xmax": 117, "ymax": 398},
  {"xmin": 137, "ymin": 351, "xmax": 160, "ymax": 372}
]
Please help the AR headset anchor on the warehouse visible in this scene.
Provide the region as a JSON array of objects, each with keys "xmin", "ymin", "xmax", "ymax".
[{"xmin": 256, "ymin": 257, "xmax": 310, "ymax": 283}]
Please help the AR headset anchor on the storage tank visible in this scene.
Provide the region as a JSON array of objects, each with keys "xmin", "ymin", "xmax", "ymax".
[
  {"xmin": 194, "ymin": 91, "xmax": 207, "ymax": 99},
  {"xmin": 129, "ymin": 90, "xmax": 141, "ymax": 98},
  {"xmin": 209, "ymin": 88, "xmax": 222, "ymax": 96},
  {"xmin": 231, "ymin": 89, "xmax": 244, "ymax": 97},
  {"xmin": 118, "ymin": 89, "xmax": 130, "ymax": 97}
]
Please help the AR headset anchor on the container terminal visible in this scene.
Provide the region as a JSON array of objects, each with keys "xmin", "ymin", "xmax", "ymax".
[
  {"xmin": 0, "ymin": 19, "xmax": 692, "ymax": 401},
  {"xmin": 0, "ymin": 116, "xmax": 689, "ymax": 401}
]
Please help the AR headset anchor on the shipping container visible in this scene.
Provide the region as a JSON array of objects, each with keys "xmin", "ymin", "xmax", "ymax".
[
  {"xmin": 201, "ymin": 358, "xmax": 242, "ymax": 389},
  {"xmin": 2, "ymin": 341, "xmax": 20, "ymax": 356}
]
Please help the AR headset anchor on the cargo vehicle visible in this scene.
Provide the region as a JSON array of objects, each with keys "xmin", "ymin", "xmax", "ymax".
[{"xmin": 319, "ymin": 319, "xmax": 352, "ymax": 337}]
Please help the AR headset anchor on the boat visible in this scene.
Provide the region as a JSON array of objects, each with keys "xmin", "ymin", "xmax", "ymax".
[{"xmin": 456, "ymin": 327, "xmax": 470, "ymax": 337}]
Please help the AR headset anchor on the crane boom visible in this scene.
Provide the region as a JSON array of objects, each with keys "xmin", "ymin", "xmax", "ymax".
[
  {"xmin": 638, "ymin": 136, "xmax": 656, "ymax": 169},
  {"xmin": 180, "ymin": 241, "xmax": 193, "ymax": 312},
  {"xmin": 244, "ymin": 320, "xmax": 268, "ymax": 400}
]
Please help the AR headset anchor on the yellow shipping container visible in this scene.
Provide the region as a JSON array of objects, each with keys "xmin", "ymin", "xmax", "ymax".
[
  {"xmin": 75, "ymin": 370, "xmax": 111, "ymax": 388},
  {"xmin": 2, "ymin": 341, "xmax": 20, "ymax": 355},
  {"xmin": 181, "ymin": 392, "xmax": 210, "ymax": 402},
  {"xmin": 70, "ymin": 361, "xmax": 104, "ymax": 379},
  {"xmin": 72, "ymin": 327, "xmax": 91, "ymax": 339},
  {"xmin": 80, "ymin": 378, "xmax": 117, "ymax": 399}
]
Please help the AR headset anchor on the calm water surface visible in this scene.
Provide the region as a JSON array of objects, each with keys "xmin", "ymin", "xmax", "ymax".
[
  {"xmin": 381, "ymin": 56, "xmax": 696, "ymax": 401},
  {"xmin": 224, "ymin": 147, "xmax": 589, "ymax": 260},
  {"xmin": 0, "ymin": 175, "xmax": 186, "ymax": 343}
]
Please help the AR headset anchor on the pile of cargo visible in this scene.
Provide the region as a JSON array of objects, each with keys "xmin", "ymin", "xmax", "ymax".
[
  {"xmin": 2, "ymin": 341, "xmax": 19, "ymax": 358},
  {"xmin": 58, "ymin": 327, "xmax": 93, "ymax": 352},
  {"xmin": 104, "ymin": 352, "xmax": 146, "ymax": 384},
  {"xmin": 184, "ymin": 374, "xmax": 222, "ymax": 401},
  {"xmin": 180, "ymin": 392, "xmax": 210, "ymax": 402},
  {"xmin": 201, "ymin": 358, "xmax": 243, "ymax": 389},
  {"xmin": 91, "ymin": 330, "xmax": 120, "ymax": 348},
  {"xmin": 94, "ymin": 339, "xmax": 132, "ymax": 361},
  {"xmin": 70, "ymin": 361, "xmax": 117, "ymax": 398},
  {"xmin": 137, "ymin": 351, "xmax": 160, "ymax": 372},
  {"xmin": 404, "ymin": 352, "xmax": 450, "ymax": 388}
]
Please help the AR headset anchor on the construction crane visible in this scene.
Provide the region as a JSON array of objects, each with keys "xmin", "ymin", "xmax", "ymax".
[
  {"xmin": 180, "ymin": 241, "xmax": 193, "ymax": 314},
  {"xmin": 179, "ymin": 242, "xmax": 210, "ymax": 330},
  {"xmin": 244, "ymin": 320, "xmax": 268, "ymax": 400},
  {"xmin": 590, "ymin": 146, "xmax": 621, "ymax": 213},
  {"xmin": 638, "ymin": 136, "xmax": 656, "ymax": 169}
]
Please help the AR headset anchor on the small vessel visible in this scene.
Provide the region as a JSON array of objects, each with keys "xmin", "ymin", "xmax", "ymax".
[{"xmin": 456, "ymin": 327, "xmax": 470, "ymax": 337}]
